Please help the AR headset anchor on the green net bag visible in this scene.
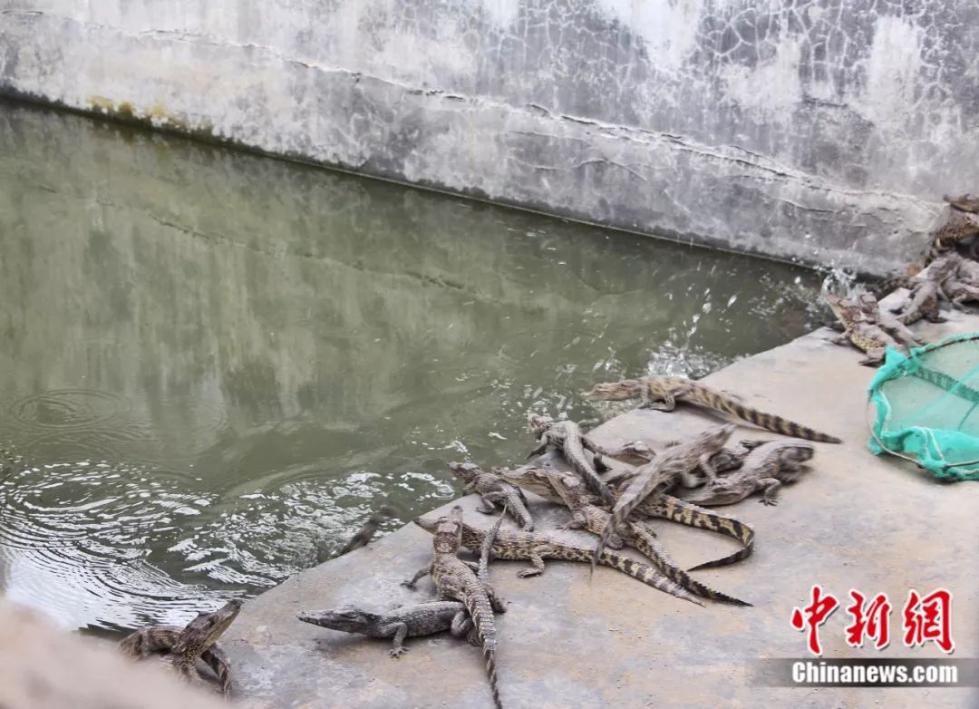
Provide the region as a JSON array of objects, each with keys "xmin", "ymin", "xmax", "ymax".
[{"xmin": 868, "ymin": 333, "xmax": 979, "ymax": 480}]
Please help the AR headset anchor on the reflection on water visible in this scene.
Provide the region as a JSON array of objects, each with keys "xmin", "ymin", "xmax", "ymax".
[{"xmin": 0, "ymin": 103, "xmax": 821, "ymax": 629}]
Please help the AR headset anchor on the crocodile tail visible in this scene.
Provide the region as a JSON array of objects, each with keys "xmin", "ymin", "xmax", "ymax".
[
  {"xmin": 590, "ymin": 519, "xmax": 617, "ymax": 575},
  {"xmin": 485, "ymin": 647, "xmax": 503, "ymax": 709},
  {"xmin": 690, "ymin": 384, "xmax": 842, "ymax": 443},
  {"xmin": 464, "ymin": 590, "xmax": 501, "ymax": 707},
  {"xmin": 650, "ymin": 496, "xmax": 755, "ymax": 569},
  {"xmin": 629, "ymin": 525, "xmax": 751, "ymax": 606},
  {"xmin": 600, "ymin": 551, "xmax": 703, "ymax": 606},
  {"xmin": 507, "ymin": 493, "xmax": 535, "ymax": 531}
]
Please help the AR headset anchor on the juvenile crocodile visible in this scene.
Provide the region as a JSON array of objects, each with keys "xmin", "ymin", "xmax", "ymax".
[
  {"xmin": 413, "ymin": 516, "xmax": 702, "ymax": 605},
  {"xmin": 585, "ymin": 376, "xmax": 842, "ymax": 443},
  {"xmin": 119, "ymin": 599, "xmax": 242, "ymax": 694},
  {"xmin": 854, "ymin": 291, "xmax": 921, "ymax": 349},
  {"xmin": 449, "ymin": 462, "xmax": 534, "ymax": 530},
  {"xmin": 538, "ymin": 469, "xmax": 749, "ymax": 605},
  {"xmin": 336, "ymin": 504, "xmax": 397, "ymax": 556},
  {"xmin": 604, "ymin": 444, "xmax": 749, "ymax": 488},
  {"xmin": 825, "ymin": 290, "xmax": 903, "ymax": 366},
  {"xmin": 298, "ymin": 602, "xmax": 476, "ymax": 657},
  {"xmin": 945, "ymin": 193, "xmax": 979, "ymax": 213},
  {"xmin": 930, "ymin": 203, "xmax": 979, "ymax": 256},
  {"xmin": 402, "ymin": 506, "xmax": 506, "ymax": 709},
  {"xmin": 592, "ymin": 425, "xmax": 735, "ymax": 572},
  {"xmin": 939, "ymin": 261, "xmax": 979, "ymax": 306},
  {"xmin": 498, "ymin": 465, "xmax": 756, "ymax": 570},
  {"xmin": 891, "ymin": 261, "xmax": 954, "ymax": 325},
  {"xmin": 299, "ymin": 512, "xmax": 505, "ymax": 657},
  {"xmin": 527, "ymin": 414, "xmax": 616, "ymax": 505},
  {"xmin": 683, "ymin": 439, "xmax": 814, "ymax": 507},
  {"xmin": 953, "ymin": 252, "xmax": 979, "ymax": 286}
]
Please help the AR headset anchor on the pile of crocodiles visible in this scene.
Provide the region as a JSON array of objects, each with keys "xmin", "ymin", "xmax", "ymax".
[
  {"xmin": 115, "ymin": 374, "xmax": 842, "ymax": 704},
  {"xmin": 113, "ymin": 200, "xmax": 979, "ymax": 704},
  {"xmin": 824, "ymin": 250, "xmax": 979, "ymax": 366}
]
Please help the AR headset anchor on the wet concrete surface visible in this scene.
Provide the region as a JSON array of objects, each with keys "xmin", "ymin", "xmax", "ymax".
[{"xmin": 224, "ymin": 295, "xmax": 979, "ymax": 707}]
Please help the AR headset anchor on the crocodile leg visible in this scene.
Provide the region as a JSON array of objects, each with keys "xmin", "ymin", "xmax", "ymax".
[
  {"xmin": 517, "ymin": 546, "xmax": 554, "ymax": 578},
  {"xmin": 450, "ymin": 610, "xmax": 475, "ymax": 642},
  {"xmin": 401, "ymin": 566, "xmax": 431, "ymax": 589},
  {"xmin": 385, "ymin": 622, "xmax": 411, "ymax": 657},
  {"xmin": 758, "ymin": 479, "xmax": 782, "ymax": 506},
  {"xmin": 201, "ymin": 646, "xmax": 233, "ymax": 695},
  {"xmin": 476, "ymin": 495, "xmax": 498, "ymax": 514}
]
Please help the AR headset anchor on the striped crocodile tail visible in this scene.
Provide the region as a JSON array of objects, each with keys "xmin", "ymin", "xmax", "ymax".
[
  {"xmin": 647, "ymin": 496, "xmax": 755, "ymax": 569},
  {"xmin": 601, "ymin": 551, "xmax": 703, "ymax": 606},
  {"xmin": 590, "ymin": 519, "xmax": 617, "ymax": 576},
  {"xmin": 695, "ymin": 387, "xmax": 842, "ymax": 443},
  {"xmin": 485, "ymin": 646, "xmax": 503, "ymax": 709},
  {"xmin": 630, "ymin": 526, "xmax": 752, "ymax": 607}
]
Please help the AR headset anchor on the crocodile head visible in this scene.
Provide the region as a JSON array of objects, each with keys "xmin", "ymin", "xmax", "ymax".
[
  {"xmin": 171, "ymin": 599, "xmax": 242, "ymax": 661},
  {"xmin": 582, "ymin": 379, "xmax": 644, "ymax": 400},
  {"xmin": 693, "ymin": 424, "xmax": 737, "ymax": 455},
  {"xmin": 823, "ymin": 290, "xmax": 863, "ymax": 328},
  {"xmin": 527, "ymin": 412, "xmax": 554, "ymax": 435},
  {"xmin": 447, "ymin": 461, "xmax": 481, "ymax": 484},
  {"xmin": 296, "ymin": 606, "xmax": 383, "ymax": 632},
  {"xmin": 783, "ymin": 444, "xmax": 816, "ymax": 465},
  {"xmin": 853, "ymin": 289, "xmax": 881, "ymax": 322},
  {"xmin": 432, "ymin": 505, "xmax": 464, "ymax": 554},
  {"xmin": 495, "ymin": 465, "xmax": 558, "ymax": 500}
]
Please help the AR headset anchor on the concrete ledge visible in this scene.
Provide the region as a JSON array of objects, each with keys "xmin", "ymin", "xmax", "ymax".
[{"xmin": 224, "ymin": 304, "xmax": 979, "ymax": 707}]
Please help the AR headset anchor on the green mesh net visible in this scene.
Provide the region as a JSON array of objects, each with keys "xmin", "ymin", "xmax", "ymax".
[{"xmin": 868, "ymin": 333, "xmax": 979, "ymax": 481}]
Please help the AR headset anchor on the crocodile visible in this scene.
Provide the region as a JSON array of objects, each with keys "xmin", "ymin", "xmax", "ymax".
[
  {"xmin": 931, "ymin": 207, "xmax": 979, "ymax": 254},
  {"xmin": 298, "ymin": 602, "xmax": 476, "ymax": 657},
  {"xmin": 891, "ymin": 259, "xmax": 955, "ymax": 325},
  {"xmin": 592, "ymin": 425, "xmax": 735, "ymax": 572},
  {"xmin": 449, "ymin": 461, "xmax": 534, "ymax": 530},
  {"xmin": 585, "ymin": 376, "xmax": 842, "ymax": 443},
  {"xmin": 683, "ymin": 439, "xmax": 814, "ymax": 507},
  {"xmin": 527, "ymin": 414, "xmax": 616, "ymax": 505},
  {"xmin": 953, "ymin": 252, "xmax": 979, "ymax": 286},
  {"xmin": 604, "ymin": 444, "xmax": 749, "ymax": 489},
  {"xmin": 536, "ymin": 469, "xmax": 749, "ymax": 605},
  {"xmin": 413, "ymin": 516, "xmax": 702, "ymax": 605},
  {"xmin": 944, "ymin": 193, "xmax": 979, "ymax": 213},
  {"xmin": 854, "ymin": 290, "xmax": 921, "ymax": 349},
  {"xmin": 938, "ymin": 260, "xmax": 979, "ymax": 306},
  {"xmin": 402, "ymin": 506, "xmax": 506, "ymax": 709},
  {"xmin": 825, "ymin": 290, "xmax": 903, "ymax": 366},
  {"xmin": 498, "ymin": 465, "xmax": 756, "ymax": 570},
  {"xmin": 336, "ymin": 504, "xmax": 397, "ymax": 556},
  {"xmin": 119, "ymin": 599, "xmax": 242, "ymax": 695},
  {"xmin": 298, "ymin": 511, "xmax": 505, "ymax": 657}
]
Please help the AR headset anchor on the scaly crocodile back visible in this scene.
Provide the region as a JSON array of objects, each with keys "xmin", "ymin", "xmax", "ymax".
[{"xmin": 684, "ymin": 381, "xmax": 842, "ymax": 443}]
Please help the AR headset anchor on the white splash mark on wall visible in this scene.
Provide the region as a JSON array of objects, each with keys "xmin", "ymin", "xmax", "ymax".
[
  {"xmin": 478, "ymin": 0, "xmax": 520, "ymax": 28},
  {"xmin": 719, "ymin": 36, "xmax": 802, "ymax": 119},
  {"xmin": 594, "ymin": 0, "xmax": 703, "ymax": 69},
  {"xmin": 857, "ymin": 14, "xmax": 925, "ymax": 131}
]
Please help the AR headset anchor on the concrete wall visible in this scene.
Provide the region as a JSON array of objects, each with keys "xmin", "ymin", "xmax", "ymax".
[{"xmin": 2, "ymin": 1, "xmax": 977, "ymax": 274}]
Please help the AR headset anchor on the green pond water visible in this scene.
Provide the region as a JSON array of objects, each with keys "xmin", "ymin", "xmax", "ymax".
[{"xmin": 0, "ymin": 103, "xmax": 823, "ymax": 631}]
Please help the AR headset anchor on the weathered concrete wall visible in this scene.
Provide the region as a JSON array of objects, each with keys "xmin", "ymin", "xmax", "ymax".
[{"xmin": 2, "ymin": 1, "xmax": 976, "ymax": 273}]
